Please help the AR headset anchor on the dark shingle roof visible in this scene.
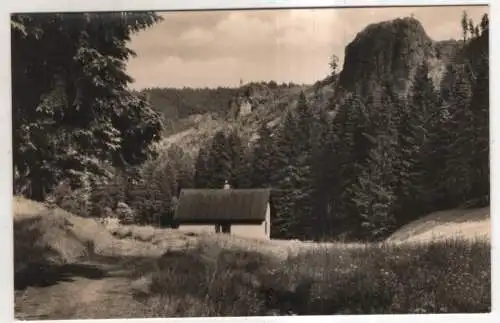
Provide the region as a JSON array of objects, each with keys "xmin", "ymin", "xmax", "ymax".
[{"xmin": 175, "ymin": 189, "xmax": 271, "ymax": 223}]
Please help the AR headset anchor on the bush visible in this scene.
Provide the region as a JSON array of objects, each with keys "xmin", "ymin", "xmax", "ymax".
[
  {"xmin": 130, "ymin": 245, "xmax": 279, "ymax": 316},
  {"xmin": 51, "ymin": 180, "xmax": 91, "ymax": 217},
  {"xmin": 116, "ymin": 202, "xmax": 135, "ymax": 224}
]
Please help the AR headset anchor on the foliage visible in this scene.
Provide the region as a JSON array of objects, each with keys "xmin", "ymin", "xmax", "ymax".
[
  {"xmin": 12, "ymin": 12, "xmax": 163, "ymax": 201},
  {"xmin": 193, "ymin": 130, "xmax": 248, "ymax": 189},
  {"xmin": 142, "ymin": 81, "xmax": 299, "ymax": 129}
]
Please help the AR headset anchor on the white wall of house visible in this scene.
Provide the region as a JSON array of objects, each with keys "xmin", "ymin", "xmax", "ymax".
[{"xmin": 178, "ymin": 203, "xmax": 271, "ymax": 240}]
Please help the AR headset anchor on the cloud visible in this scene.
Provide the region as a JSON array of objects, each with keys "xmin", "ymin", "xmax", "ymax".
[{"xmin": 126, "ymin": 5, "xmax": 488, "ymax": 89}]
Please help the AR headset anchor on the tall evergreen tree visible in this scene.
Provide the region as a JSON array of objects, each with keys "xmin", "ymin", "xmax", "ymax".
[
  {"xmin": 194, "ymin": 146, "xmax": 211, "ymax": 188},
  {"xmin": 444, "ymin": 67, "xmax": 474, "ymax": 204},
  {"xmin": 309, "ymin": 106, "xmax": 336, "ymax": 238},
  {"xmin": 396, "ymin": 61, "xmax": 438, "ymax": 220},
  {"xmin": 349, "ymin": 88, "xmax": 399, "ymax": 239},
  {"xmin": 480, "ymin": 13, "xmax": 489, "ymax": 34},
  {"xmin": 329, "ymin": 93, "xmax": 371, "ymax": 236},
  {"xmin": 206, "ymin": 131, "xmax": 232, "ymax": 188},
  {"xmin": 468, "ymin": 32, "xmax": 489, "ymax": 205},
  {"xmin": 271, "ymin": 92, "xmax": 316, "ymax": 239},
  {"xmin": 11, "ymin": 13, "xmax": 163, "ymax": 201},
  {"xmin": 251, "ymin": 123, "xmax": 276, "ymax": 188},
  {"xmin": 226, "ymin": 130, "xmax": 247, "ymax": 188}
]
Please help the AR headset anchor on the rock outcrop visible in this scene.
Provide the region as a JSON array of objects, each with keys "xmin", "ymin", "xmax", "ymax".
[{"xmin": 338, "ymin": 17, "xmax": 460, "ymax": 98}]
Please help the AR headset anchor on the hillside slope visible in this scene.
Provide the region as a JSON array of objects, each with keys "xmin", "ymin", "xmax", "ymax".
[
  {"xmin": 154, "ymin": 83, "xmax": 309, "ymax": 155},
  {"xmin": 387, "ymin": 207, "xmax": 490, "ymax": 243},
  {"xmin": 155, "ymin": 17, "xmax": 465, "ymax": 156}
]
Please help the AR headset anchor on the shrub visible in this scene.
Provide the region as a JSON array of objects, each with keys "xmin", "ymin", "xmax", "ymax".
[
  {"xmin": 116, "ymin": 202, "xmax": 135, "ymax": 224},
  {"xmin": 51, "ymin": 180, "xmax": 92, "ymax": 217}
]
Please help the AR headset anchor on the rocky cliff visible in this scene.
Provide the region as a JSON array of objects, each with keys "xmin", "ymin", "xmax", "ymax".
[{"xmin": 338, "ymin": 17, "xmax": 460, "ymax": 98}]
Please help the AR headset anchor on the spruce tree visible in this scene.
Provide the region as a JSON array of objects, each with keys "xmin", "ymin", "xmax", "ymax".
[
  {"xmin": 330, "ymin": 93, "xmax": 371, "ymax": 236},
  {"xmin": 226, "ymin": 130, "xmax": 247, "ymax": 188},
  {"xmin": 350, "ymin": 88, "xmax": 399, "ymax": 239},
  {"xmin": 468, "ymin": 37, "xmax": 489, "ymax": 204},
  {"xmin": 207, "ymin": 131, "xmax": 233, "ymax": 188},
  {"xmin": 194, "ymin": 146, "xmax": 211, "ymax": 188},
  {"xmin": 11, "ymin": 13, "xmax": 163, "ymax": 201},
  {"xmin": 271, "ymin": 92, "xmax": 315, "ymax": 239},
  {"xmin": 396, "ymin": 61, "xmax": 438, "ymax": 220},
  {"xmin": 251, "ymin": 123, "xmax": 275, "ymax": 188},
  {"xmin": 444, "ymin": 67, "xmax": 474, "ymax": 204}
]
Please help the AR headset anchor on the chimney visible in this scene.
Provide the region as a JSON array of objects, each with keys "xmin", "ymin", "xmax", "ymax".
[{"xmin": 223, "ymin": 180, "xmax": 231, "ymax": 190}]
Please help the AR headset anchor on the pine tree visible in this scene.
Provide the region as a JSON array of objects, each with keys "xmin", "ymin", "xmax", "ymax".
[
  {"xmin": 310, "ymin": 106, "xmax": 336, "ymax": 238},
  {"xmin": 271, "ymin": 92, "xmax": 315, "ymax": 239},
  {"xmin": 250, "ymin": 123, "xmax": 275, "ymax": 188},
  {"xmin": 207, "ymin": 131, "xmax": 233, "ymax": 188},
  {"xmin": 396, "ymin": 61, "xmax": 438, "ymax": 221},
  {"xmin": 468, "ymin": 36, "xmax": 489, "ymax": 205},
  {"xmin": 226, "ymin": 130, "xmax": 246, "ymax": 188},
  {"xmin": 480, "ymin": 13, "xmax": 489, "ymax": 34},
  {"xmin": 329, "ymin": 93, "xmax": 371, "ymax": 236},
  {"xmin": 461, "ymin": 11, "xmax": 469, "ymax": 42},
  {"xmin": 350, "ymin": 88, "xmax": 399, "ymax": 239},
  {"xmin": 11, "ymin": 13, "xmax": 163, "ymax": 201},
  {"xmin": 444, "ymin": 67, "xmax": 474, "ymax": 204},
  {"xmin": 165, "ymin": 144, "xmax": 195, "ymax": 193},
  {"xmin": 194, "ymin": 146, "xmax": 211, "ymax": 188}
]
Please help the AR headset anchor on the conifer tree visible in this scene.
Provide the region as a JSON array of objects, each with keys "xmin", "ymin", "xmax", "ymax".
[
  {"xmin": 226, "ymin": 130, "xmax": 247, "ymax": 188},
  {"xmin": 207, "ymin": 131, "xmax": 233, "ymax": 188},
  {"xmin": 444, "ymin": 67, "xmax": 474, "ymax": 203},
  {"xmin": 350, "ymin": 88, "xmax": 399, "ymax": 239},
  {"xmin": 396, "ymin": 61, "xmax": 438, "ymax": 219},
  {"xmin": 271, "ymin": 92, "xmax": 315, "ymax": 239},
  {"xmin": 468, "ymin": 33, "xmax": 489, "ymax": 204},
  {"xmin": 11, "ymin": 13, "xmax": 163, "ymax": 201},
  {"xmin": 194, "ymin": 146, "xmax": 211, "ymax": 188},
  {"xmin": 251, "ymin": 123, "xmax": 275, "ymax": 188}
]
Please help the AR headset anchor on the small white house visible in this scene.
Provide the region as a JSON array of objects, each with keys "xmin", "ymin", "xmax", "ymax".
[{"xmin": 174, "ymin": 188, "xmax": 272, "ymax": 240}]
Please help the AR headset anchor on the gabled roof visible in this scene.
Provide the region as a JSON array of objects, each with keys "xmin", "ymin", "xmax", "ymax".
[{"xmin": 175, "ymin": 189, "xmax": 271, "ymax": 223}]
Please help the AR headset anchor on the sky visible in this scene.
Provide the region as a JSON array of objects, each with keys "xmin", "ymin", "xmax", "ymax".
[{"xmin": 125, "ymin": 5, "xmax": 488, "ymax": 90}]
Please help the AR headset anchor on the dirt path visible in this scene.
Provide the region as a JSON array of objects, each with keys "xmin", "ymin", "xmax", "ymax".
[{"xmin": 15, "ymin": 260, "xmax": 151, "ymax": 320}]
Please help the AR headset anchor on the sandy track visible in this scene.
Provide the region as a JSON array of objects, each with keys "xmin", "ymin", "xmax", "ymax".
[{"xmin": 15, "ymin": 260, "xmax": 150, "ymax": 320}]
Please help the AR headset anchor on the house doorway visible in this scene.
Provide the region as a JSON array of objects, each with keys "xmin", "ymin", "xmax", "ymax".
[
  {"xmin": 221, "ymin": 223, "xmax": 231, "ymax": 234},
  {"xmin": 216, "ymin": 223, "xmax": 231, "ymax": 234}
]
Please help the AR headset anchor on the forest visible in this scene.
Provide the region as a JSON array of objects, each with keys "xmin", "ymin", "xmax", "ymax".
[{"xmin": 11, "ymin": 11, "xmax": 489, "ymax": 242}]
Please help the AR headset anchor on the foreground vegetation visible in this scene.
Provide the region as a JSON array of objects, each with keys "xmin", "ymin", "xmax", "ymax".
[
  {"xmin": 129, "ymin": 238, "xmax": 490, "ymax": 316},
  {"xmin": 14, "ymin": 197, "xmax": 490, "ymax": 317}
]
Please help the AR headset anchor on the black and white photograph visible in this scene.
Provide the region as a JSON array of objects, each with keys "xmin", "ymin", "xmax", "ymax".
[{"xmin": 9, "ymin": 2, "xmax": 491, "ymax": 320}]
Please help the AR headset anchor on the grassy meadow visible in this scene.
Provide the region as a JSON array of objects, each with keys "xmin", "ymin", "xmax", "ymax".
[
  {"xmin": 14, "ymin": 197, "xmax": 491, "ymax": 318},
  {"xmin": 125, "ymin": 238, "xmax": 490, "ymax": 316}
]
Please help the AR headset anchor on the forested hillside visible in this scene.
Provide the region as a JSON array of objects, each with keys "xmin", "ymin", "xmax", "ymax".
[
  {"xmin": 12, "ymin": 12, "xmax": 489, "ymax": 242},
  {"xmin": 141, "ymin": 81, "xmax": 302, "ymax": 121}
]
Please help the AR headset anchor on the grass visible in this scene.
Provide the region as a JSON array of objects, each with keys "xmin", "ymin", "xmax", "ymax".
[
  {"xmin": 129, "ymin": 237, "xmax": 491, "ymax": 316},
  {"xmin": 14, "ymin": 196, "xmax": 491, "ymax": 317},
  {"xmin": 13, "ymin": 197, "xmax": 105, "ymax": 277},
  {"xmin": 13, "ymin": 197, "xmax": 192, "ymax": 290},
  {"xmin": 387, "ymin": 207, "xmax": 490, "ymax": 243}
]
